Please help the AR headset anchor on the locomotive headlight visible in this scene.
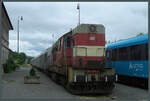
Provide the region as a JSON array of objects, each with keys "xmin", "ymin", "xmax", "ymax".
[
  {"xmin": 105, "ymin": 76, "xmax": 108, "ymax": 82},
  {"xmin": 115, "ymin": 75, "xmax": 118, "ymax": 82},
  {"xmin": 85, "ymin": 75, "xmax": 88, "ymax": 82},
  {"xmin": 74, "ymin": 75, "xmax": 86, "ymax": 82},
  {"xmin": 74, "ymin": 75, "xmax": 76, "ymax": 82}
]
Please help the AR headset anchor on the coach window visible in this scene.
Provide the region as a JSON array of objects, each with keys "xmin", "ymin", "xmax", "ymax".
[
  {"xmin": 112, "ymin": 49, "xmax": 115, "ymax": 61},
  {"xmin": 116, "ymin": 48, "xmax": 119, "ymax": 60},
  {"xmin": 112, "ymin": 49, "xmax": 117, "ymax": 61},
  {"xmin": 119, "ymin": 47, "xmax": 129, "ymax": 60},
  {"xmin": 118, "ymin": 48, "xmax": 122, "ymax": 60},
  {"xmin": 140, "ymin": 44, "xmax": 146, "ymax": 60},
  {"xmin": 130, "ymin": 45, "xmax": 142, "ymax": 60},
  {"xmin": 136, "ymin": 45, "xmax": 142, "ymax": 60},
  {"xmin": 130, "ymin": 45, "xmax": 136, "ymax": 60},
  {"xmin": 111, "ymin": 49, "xmax": 114, "ymax": 61},
  {"xmin": 145, "ymin": 43, "xmax": 148, "ymax": 60},
  {"xmin": 45, "ymin": 53, "xmax": 47, "ymax": 60},
  {"xmin": 106, "ymin": 50, "xmax": 110, "ymax": 60}
]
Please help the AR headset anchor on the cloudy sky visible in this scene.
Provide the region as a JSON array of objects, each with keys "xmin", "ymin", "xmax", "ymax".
[{"xmin": 4, "ymin": 2, "xmax": 148, "ymax": 57}]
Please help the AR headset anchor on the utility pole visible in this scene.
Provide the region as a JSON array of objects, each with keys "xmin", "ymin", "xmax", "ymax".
[
  {"xmin": 77, "ymin": 3, "xmax": 80, "ymax": 26},
  {"xmin": 17, "ymin": 16, "xmax": 23, "ymax": 53},
  {"xmin": 0, "ymin": 1, "xmax": 2, "ymax": 98},
  {"xmin": 148, "ymin": 1, "xmax": 150, "ymax": 100},
  {"xmin": 52, "ymin": 34, "xmax": 54, "ymax": 44}
]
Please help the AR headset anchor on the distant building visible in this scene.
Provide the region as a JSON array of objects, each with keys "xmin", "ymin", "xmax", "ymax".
[{"xmin": 1, "ymin": 3, "xmax": 13, "ymax": 66}]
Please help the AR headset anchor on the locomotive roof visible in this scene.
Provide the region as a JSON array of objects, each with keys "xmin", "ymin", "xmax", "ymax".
[
  {"xmin": 52, "ymin": 24, "xmax": 105, "ymax": 48},
  {"xmin": 71, "ymin": 24, "xmax": 105, "ymax": 35},
  {"xmin": 106, "ymin": 34, "xmax": 148, "ymax": 49}
]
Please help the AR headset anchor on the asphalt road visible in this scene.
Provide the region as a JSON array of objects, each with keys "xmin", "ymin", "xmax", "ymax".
[{"xmin": 1, "ymin": 67, "xmax": 148, "ymax": 100}]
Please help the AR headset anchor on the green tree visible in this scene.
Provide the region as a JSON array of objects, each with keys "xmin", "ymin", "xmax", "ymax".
[
  {"xmin": 3, "ymin": 57, "xmax": 17, "ymax": 73},
  {"xmin": 17, "ymin": 52, "xmax": 26, "ymax": 65},
  {"xmin": 136, "ymin": 33, "xmax": 144, "ymax": 37}
]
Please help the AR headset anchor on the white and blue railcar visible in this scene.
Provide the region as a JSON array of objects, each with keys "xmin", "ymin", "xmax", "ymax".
[{"xmin": 106, "ymin": 34, "xmax": 148, "ymax": 88}]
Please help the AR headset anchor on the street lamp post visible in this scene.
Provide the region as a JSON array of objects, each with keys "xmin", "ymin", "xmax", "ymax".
[
  {"xmin": 77, "ymin": 3, "xmax": 80, "ymax": 26},
  {"xmin": 17, "ymin": 16, "xmax": 23, "ymax": 53}
]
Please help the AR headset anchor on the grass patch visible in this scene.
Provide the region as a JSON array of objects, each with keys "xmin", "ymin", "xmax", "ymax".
[
  {"xmin": 79, "ymin": 96, "xmax": 116, "ymax": 100},
  {"xmin": 22, "ymin": 64, "xmax": 32, "ymax": 68},
  {"xmin": 5, "ymin": 80, "xmax": 16, "ymax": 83}
]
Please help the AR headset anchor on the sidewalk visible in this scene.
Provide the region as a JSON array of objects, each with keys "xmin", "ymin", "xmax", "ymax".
[{"xmin": 1, "ymin": 67, "xmax": 79, "ymax": 99}]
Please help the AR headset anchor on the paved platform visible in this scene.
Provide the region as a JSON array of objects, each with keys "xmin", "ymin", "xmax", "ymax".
[{"xmin": 1, "ymin": 67, "xmax": 148, "ymax": 100}]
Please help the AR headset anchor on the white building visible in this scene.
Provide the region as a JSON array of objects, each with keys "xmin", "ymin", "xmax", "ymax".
[{"xmin": 1, "ymin": 2, "xmax": 13, "ymax": 66}]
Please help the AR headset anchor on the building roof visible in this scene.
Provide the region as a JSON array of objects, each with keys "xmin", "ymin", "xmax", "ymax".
[
  {"xmin": 106, "ymin": 34, "xmax": 148, "ymax": 49},
  {"xmin": 2, "ymin": 2, "xmax": 13, "ymax": 30}
]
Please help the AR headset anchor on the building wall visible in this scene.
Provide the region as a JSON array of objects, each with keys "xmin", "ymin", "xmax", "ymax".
[{"xmin": 1, "ymin": 5, "xmax": 12, "ymax": 65}]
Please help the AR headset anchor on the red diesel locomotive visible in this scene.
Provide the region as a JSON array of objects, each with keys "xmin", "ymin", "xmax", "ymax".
[{"xmin": 31, "ymin": 24, "xmax": 115, "ymax": 94}]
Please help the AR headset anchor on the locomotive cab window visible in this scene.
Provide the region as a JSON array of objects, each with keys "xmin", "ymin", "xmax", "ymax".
[
  {"xmin": 72, "ymin": 39, "xmax": 75, "ymax": 47},
  {"xmin": 58, "ymin": 39, "xmax": 62, "ymax": 51},
  {"xmin": 64, "ymin": 37, "xmax": 71, "ymax": 48}
]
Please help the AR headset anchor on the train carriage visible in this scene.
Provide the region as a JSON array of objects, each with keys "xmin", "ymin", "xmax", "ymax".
[
  {"xmin": 106, "ymin": 34, "xmax": 148, "ymax": 88},
  {"xmin": 31, "ymin": 24, "xmax": 116, "ymax": 94}
]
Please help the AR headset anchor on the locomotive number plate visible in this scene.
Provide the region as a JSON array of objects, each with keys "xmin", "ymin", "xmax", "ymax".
[
  {"xmin": 86, "ymin": 70, "xmax": 99, "ymax": 74},
  {"xmin": 89, "ymin": 37, "xmax": 95, "ymax": 40}
]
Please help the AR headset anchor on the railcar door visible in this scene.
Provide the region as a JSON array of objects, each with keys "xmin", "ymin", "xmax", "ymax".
[{"xmin": 106, "ymin": 49, "xmax": 113, "ymax": 68}]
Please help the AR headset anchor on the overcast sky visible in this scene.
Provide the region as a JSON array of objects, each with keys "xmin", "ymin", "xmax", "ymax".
[{"xmin": 4, "ymin": 2, "xmax": 148, "ymax": 57}]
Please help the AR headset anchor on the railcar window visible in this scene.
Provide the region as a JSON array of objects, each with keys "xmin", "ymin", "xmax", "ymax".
[
  {"xmin": 145, "ymin": 43, "xmax": 148, "ymax": 60},
  {"xmin": 137, "ymin": 45, "xmax": 142, "ymax": 60},
  {"xmin": 141, "ymin": 44, "xmax": 146, "ymax": 60},
  {"xmin": 45, "ymin": 53, "xmax": 47, "ymax": 60},
  {"xmin": 130, "ymin": 44, "xmax": 144, "ymax": 60},
  {"xmin": 111, "ymin": 49, "xmax": 114, "ymax": 61},
  {"xmin": 118, "ymin": 47, "xmax": 130, "ymax": 61},
  {"xmin": 112, "ymin": 49, "xmax": 117, "ymax": 61}
]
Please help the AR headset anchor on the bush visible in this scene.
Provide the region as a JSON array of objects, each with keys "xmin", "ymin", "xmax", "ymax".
[
  {"xmin": 3, "ymin": 58, "xmax": 17, "ymax": 73},
  {"xmin": 3, "ymin": 64, "xmax": 10, "ymax": 73},
  {"xmin": 29, "ymin": 68, "xmax": 36, "ymax": 76}
]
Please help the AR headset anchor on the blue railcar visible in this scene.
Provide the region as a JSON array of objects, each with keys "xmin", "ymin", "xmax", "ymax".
[{"xmin": 106, "ymin": 34, "xmax": 148, "ymax": 88}]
